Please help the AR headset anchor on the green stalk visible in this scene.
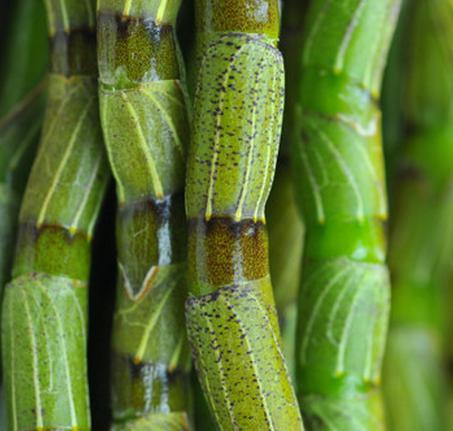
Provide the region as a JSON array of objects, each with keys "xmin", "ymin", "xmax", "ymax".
[
  {"xmin": 383, "ymin": 1, "xmax": 453, "ymax": 429},
  {"xmin": 97, "ymin": 1, "xmax": 192, "ymax": 428},
  {"xmin": 185, "ymin": 1, "xmax": 303, "ymax": 429},
  {"xmin": 292, "ymin": 1, "xmax": 401, "ymax": 428},
  {"xmin": 1, "ymin": 0, "xmax": 109, "ymax": 429}
]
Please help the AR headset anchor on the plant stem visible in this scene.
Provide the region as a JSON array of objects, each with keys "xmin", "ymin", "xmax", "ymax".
[
  {"xmin": 185, "ymin": 1, "xmax": 304, "ymax": 429},
  {"xmin": 383, "ymin": 1, "xmax": 453, "ymax": 429},
  {"xmin": 97, "ymin": 0, "xmax": 192, "ymax": 428},
  {"xmin": 292, "ymin": 1, "xmax": 401, "ymax": 428},
  {"xmin": 1, "ymin": 0, "xmax": 109, "ymax": 429}
]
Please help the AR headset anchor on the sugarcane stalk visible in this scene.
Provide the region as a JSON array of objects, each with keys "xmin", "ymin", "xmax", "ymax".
[
  {"xmin": 382, "ymin": 1, "xmax": 453, "ymax": 429},
  {"xmin": 97, "ymin": 1, "xmax": 192, "ymax": 428},
  {"xmin": 292, "ymin": 1, "xmax": 401, "ymax": 429},
  {"xmin": 1, "ymin": 0, "xmax": 109, "ymax": 429},
  {"xmin": 185, "ymin": 1, "xmax": 303, "ymax": 429}
]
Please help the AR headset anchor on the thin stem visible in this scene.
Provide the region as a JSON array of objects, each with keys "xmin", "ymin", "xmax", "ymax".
[
  {"xmin": 185, "ymin": 1, "xmax": 304, "ymax": 429},
  {"xmin": 292, "ymin": 0, "xmax": 401, "ymax": 429},
  {"xmin": 97, "ymin": 0, "xmax": 192, "ymax": 427},
  {"xmin": 1, "ymin": 0, "xmax": 109, "ymax": 429}
]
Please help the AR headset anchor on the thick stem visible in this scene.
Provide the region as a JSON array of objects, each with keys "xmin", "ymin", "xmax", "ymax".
[
  {"xmin": 97, "ymin": 1, "xmax": 192, "ymax": 428},
  {"xmin": 1, "ymin": 0, "xmax": 109, "ymax": 429},
  {"xmin": 185, "ymin": 1, "xmax": 303, "ymax": 429},
  {"xmin": 292, "ymin": 1, "xmax": 401, "ymax": 429}
]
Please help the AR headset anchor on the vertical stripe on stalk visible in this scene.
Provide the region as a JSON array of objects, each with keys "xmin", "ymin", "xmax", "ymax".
[
  {"xmin": 120, "ymin": 92, "xmax": 164, "ymax": 199},
  {"xmin": 185, "ymin": 5, "xmax": 303, "ymax": 425},
  {"xmin": 292, "ymin": 7, "xmax": 400, "ymax": 425},
  {"xmin": 36, "ymin": 97, "xmax": 93, "ymax": 227},
  {"xmin": 97, "ymin": 6, "xmax": 192, "ymax": 426}
]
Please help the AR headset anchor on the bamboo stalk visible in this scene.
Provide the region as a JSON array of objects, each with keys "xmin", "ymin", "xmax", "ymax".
[
  {"xmin": 185, "ymin": 1, "xmax": 303, "ymax": 429},
  {"xmin": 97, "ymin": 1, "xmax": 192, "ymax": 428},
  {"xmin": 1, "ymin": 0, "xmax": 109, "ymax": 429},
  {"xmin": 383, "ymin": 1, "xmax": 453, "ymax": 429},
  {"xmin": 292, "ymin": 1, "xmax": 401, "ymax": 428}
]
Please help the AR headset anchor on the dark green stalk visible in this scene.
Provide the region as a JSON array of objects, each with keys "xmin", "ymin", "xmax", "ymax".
[
  {"xmin": 97, "ymin": 1, "xmax": 192, "ymax": 428},
  {"xmin": 1, "ymin": 0, "xmax": 109, "ymax": 429},
  {"xmin": 383, "ymin": 1, "xmax": 453, "ymax": 429},
  {"xmin": 185, "ymin": 1, "xmax": 303, "ymax": 429},
  {"xmin": 292, "ymin": 1, "xmax": 401, "ymax": 428}
]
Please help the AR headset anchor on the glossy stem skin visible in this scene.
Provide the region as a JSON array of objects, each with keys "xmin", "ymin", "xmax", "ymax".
[
  {"xmin": 185, "ymin": 1, "xmax": 303, "ymax": 429},
  {"xmin": 1, "ymin": 0, "xmax": 109, "ymax": 429},
  {"xmin": 383, "ymin": 1, "xmax": 453, "ymax": 429},
  {"xmin": 292, "ymin": 1, "xmax": 401, "ymax": 429},
  {"xmin": 97, "ymin": 1, "xmax": 192, "ymax": 429}
]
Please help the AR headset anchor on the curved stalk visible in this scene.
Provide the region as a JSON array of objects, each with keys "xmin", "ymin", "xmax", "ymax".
[
  {"xmin": 292, "ymin": 1, "xmax": 401, "ymax": 428},
  {"xmin": 185, "ymin": 1, "xmax": 303, "ymax": 429},
  {"xmin": 1, "ymin": 0, "xmax": 109, "ymax": 429},
  {"xmin": 97, "ymin": 1, "xmax": 192, "ymax": 428},
  {"xmin": 383, "ymin": 1, "xmax": 453, "ymax": 429}
]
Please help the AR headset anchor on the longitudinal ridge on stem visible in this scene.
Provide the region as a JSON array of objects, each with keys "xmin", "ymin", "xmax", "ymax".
[
  {"xmin": 1, "ymin": 0, "xmax": 109, "ymax": 429},
  {"xmin": 185, "ymin": 1, "xmax": 304, "ymax": 429},
  {"xmin": 97, "ymin": 0, "xmax": 192, "ymax": 428},
  {"xmin": 292, "ymin": 0, "xmax": 401, "ymax": 429}
]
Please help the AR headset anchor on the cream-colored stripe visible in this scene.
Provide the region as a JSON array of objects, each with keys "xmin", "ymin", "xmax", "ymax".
[
  {"xmin": 334, "ymin": 0, "xmax": 366, "ymax": 71},
  {"xmin": 205, "ymin": 42, "xmax": 250, "ymax": 220},
  {"xmin": 156, "ymin": 0, "xmax": 169, "ymax": 23},
  {"xmin": 37, "ymin": 98, "xmax": 94, "ymax": 227},
  {"xmin": 121, "ymin": 92, "xmax": 164, "ymax": 198},
  {"xmin": 36, "ymin": 282, "xmax": 78, "ymax": 427},
  {"xmin": 134, "ymin": 283, "xmax": 175, "ymax": 362},
  {"xmin": 69, "ymin": 153, "xmax": 102, "ymax": 235},
  {"xmin": 141, "ymin": 89, "xmax": 184, "ymax": 156}
]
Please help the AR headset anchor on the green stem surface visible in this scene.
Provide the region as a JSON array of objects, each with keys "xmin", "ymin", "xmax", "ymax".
[
  {"xmin": 185, "ymin": 1, "xmax": 303, "ymax": 429},
  {"xmin": 97, "ymin": 0, "xmax": 192, "ymax": 428},
  {"xmin": 1, "ymin": 0, "xmax": 109, "ymax": 429},
  {"xmin": 292, "ymin": 1, "xmax": 401, "ymax": 429},
  {"xmin": 383, "ymin": 1, "xmax": 453, "ymax": 429}
]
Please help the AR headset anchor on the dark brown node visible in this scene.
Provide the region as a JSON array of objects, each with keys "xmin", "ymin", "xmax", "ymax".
[
  {"xmin": 188, "ymin": 217, "xmax": 269, "ymax": 287},
  {"xmin": 111, "ymin": 351, "xmax": 190, "ymax": 417},
  {"xmin": 98, "ymin": 12, "xmax": 180, "ymax": 84},
  {"xmin": 196, "ymin": 0, "xmax": 280, "ymax": 41},
  {"xmin": 117, "ymin": 193, "xmax": 186, "ymax": 266}
]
